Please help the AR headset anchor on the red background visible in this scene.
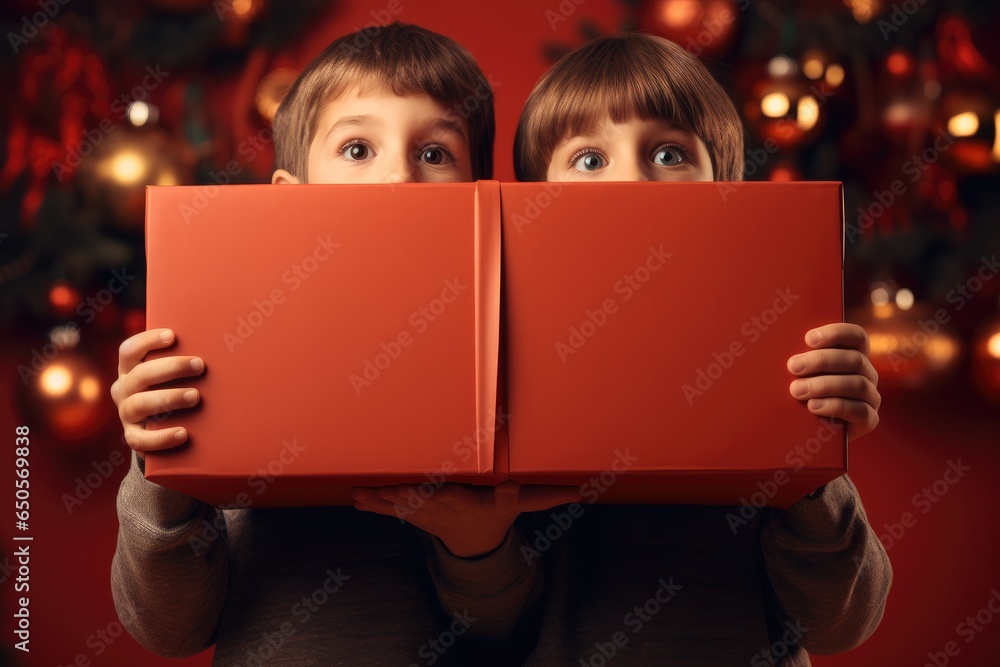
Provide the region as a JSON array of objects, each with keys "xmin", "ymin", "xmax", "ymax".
[{"xmin": 2, "ymin": 1, "xmax": 999, "ymax": 666}]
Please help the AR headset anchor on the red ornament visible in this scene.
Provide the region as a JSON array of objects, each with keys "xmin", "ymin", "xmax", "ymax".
[
  {"xmin": 17, "ymin": 349, "xmax": 114, "ymax": 443},
  {"xmin": 932, "ymin": 89, "xmax": 999, "ymax": 173},
  {"xmin": 638, "ymin": 0, "xmax": 739, "ymax": 59},
  {"xmin": 744, "ymin": 70, "xmax": 826, "ymax": 151}
]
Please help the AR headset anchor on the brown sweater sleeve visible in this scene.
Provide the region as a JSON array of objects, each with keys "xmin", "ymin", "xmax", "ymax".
[
  {"xmin": 425, "ymin": 524, "xmax": 543, "ymax": 640},
  {"xmin": 110, "ymin": 452, "xmax": 230, "ymax": 658},
  {"xmin": 759, "ymin": 473, "xmax": 892, "ymax": 655}
]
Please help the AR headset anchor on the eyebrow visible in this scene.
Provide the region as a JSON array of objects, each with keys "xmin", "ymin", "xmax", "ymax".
[
  {"xmin": 323, "ymin": 115, "xmax": 378, "ymax": 143},
  {"xmin": 321, "ymin": 114, "xmax": 467, "ymax": 144},
  {"xmin": 571, "ymin": 121, "xmax": 697, "ymax": 141}
]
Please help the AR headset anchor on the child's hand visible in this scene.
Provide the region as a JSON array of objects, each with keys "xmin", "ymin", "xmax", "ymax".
[
  {"xmin": 110, "ymin": 328, "xmax": 205, "ymax": 459},
  {"xmin": 786, "ymin": 323, "xmax": 880, "ymax": 441},
  {"xmin": 352, "ymin": 482, "xmax": 583, "ymax": 558}
]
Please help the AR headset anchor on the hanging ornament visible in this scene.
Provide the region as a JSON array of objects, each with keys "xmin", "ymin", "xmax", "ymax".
[
  {"xmin": 49, "ymin": 281, "xmax": 81, "ymax": 319},
  {"xmin": 848, "ymin": 283, "xmax": 962, "ymax": 389},
  {"xmin": 971, "ymin": 313, "xmax": 1000, "ymax": 402},
  {"xmin": 16, "ymin": 328, "xmax": 114, "ymax": 443},
  {"xmin": 637, "ymin": 0, "xmax": 739, "ymax": 59},
  {"xmin": 768, "ymin": 160, "xmax": 801, "ymax": 181},
  {"xmin": 932, "ymin": 88, "xmax": 999, "ymax": 173},
  {"xmin": 744, "ymin": 56, "xmax": 827, "ymax": 150},
  {"xmin": 76, "ymin": 125, "xmax": 192, "ymax": 228}
]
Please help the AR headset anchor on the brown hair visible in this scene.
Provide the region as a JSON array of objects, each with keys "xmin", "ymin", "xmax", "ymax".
[
  {"xmin": 514, "ymin": 33, "xmax": 744, "ymax": 182},
  {"xmin": 273, "ymin": 22, "xmax": 495, "ymax": 181}
]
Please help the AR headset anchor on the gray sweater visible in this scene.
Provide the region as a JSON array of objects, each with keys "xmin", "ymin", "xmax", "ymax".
[{"xmin": 112, "ymin": 454, "xmax": 890, "ymax": 665}]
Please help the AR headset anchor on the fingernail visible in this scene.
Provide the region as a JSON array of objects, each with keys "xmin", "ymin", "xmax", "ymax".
[
  {"xmin": 806, "ymin": 330, "xmax": 821, "ymax": 345},
  {"xmin": 183, "ymin": 389, "xmax": 198, "ymax": 404},
  {"xmin": 809, "ymin": 398, "xmax": 827, "ymax": 410},
  {"xmin": 160, "ymin": 330, "xmax": 174, "ymax": 343},
  {"xmin": 190, "ymin": 358, "xmax": 204, "ymax": 372},
  {"xmin": 791, "ymin": 381, "xmax": 809, "ymax": 398},
  {"xmin": 174, "ymin": 428, "xmax": 186, "ymax": 441},
  {"xmin": 789, "ymin": 355, "xmax": 806, "ymax": 373}
]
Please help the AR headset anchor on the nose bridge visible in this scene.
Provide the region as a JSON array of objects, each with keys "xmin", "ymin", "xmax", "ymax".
[
  {"xmin": 615, "ymin": 149, "xmax": 648, "ymax": 182},
  {"xmin": 381, "ymin": 142, "xmax": 416, "ymax": 183}
]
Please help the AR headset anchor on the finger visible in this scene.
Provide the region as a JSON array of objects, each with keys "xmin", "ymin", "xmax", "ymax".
[
  {"xmin": 786, "ymin": 348, "xmax": 878, "ymax": 387},
  {"xmin": 804, "ymin": 398, "xmax": 879, "ymax": 438},
  {"xmin": 517, "ymin": 485, "xmax": 585, "ymax": 512},
  {"xmin": 112, "ymin": 356, "xmax": 205, "ymax": 404},
  {"xmin": 804, "ymin": 323, "xmax": 869, "ymax": 356},
  {"xmin": 351, "ymin": 490, "xmax": 413, "ymax": 521},
  {"xmin": 430, "ymin": 484, "xmax": 484, "ymax": 508},
  {"xmin": 492, "ymin": 481, "xmax": 520, "ymax": 512},
  {"xmin": 789, "ymin": 374, "xmax": 881, "ymax": 411},
  {"xmin": 118, "ymin": 329, "xmax": 177, "ymax": 376},
  {"xmin": 118, "ymin": 388, "xmax": 200, "ymax": 425},
  {"xmin": 122, "ymin": 422, "xmax": 189, "ymax": 453}
]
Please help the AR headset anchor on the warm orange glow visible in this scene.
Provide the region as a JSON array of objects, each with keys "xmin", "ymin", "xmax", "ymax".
[
  {"xmin": 79, "ymin": 376, "xmax": 100, "ymax": 401},
  {"xmin": 987, "ymin": 332, "xmax": 1000, "ymax": 359},
  {"xmin": 41, "ymin": 365, "xmax": 72, "ymax": 397},
  {"xmin": 948, "ymin": 111, "xmax": 980, "ymax": 137},
  {"xmin": 825, "ymin": 64, "xmax": 845, "ymax": 88},
  {"xmin": 761, "ymin": 92, "xmax": 790, "ymax": 118},
  {"xmin": 659, "ymin": 0, "xmax": 700, "ymax": 28},
  {"xmin": 49, "ymin": 284, "xmax": 76, "ymax": 309},
  {"xmin": 797, "ymin": 96, "xmax": 819, "ymax": 130}
]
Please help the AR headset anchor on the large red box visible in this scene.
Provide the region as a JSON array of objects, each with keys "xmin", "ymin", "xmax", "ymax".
[{"xmin": 144, "ymin": 181, "xmax": 845, "ymax": 508}]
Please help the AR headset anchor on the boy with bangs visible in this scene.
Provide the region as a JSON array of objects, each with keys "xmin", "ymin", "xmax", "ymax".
[
  {"xmin": 513, "ymin": 33, "xmax": 892, "ymax": 666},
  {"xmin": 110, "ymin": 22, "xmax": 570, "ymax": 665}
]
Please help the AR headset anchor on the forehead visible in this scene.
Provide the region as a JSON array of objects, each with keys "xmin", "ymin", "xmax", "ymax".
[{"xmin": 310, "ymin": 84, "xmax": 468, "ymax": 142}]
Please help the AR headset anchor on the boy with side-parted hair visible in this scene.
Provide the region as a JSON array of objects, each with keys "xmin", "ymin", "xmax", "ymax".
[
  {"xmin": 110, "ymin": 22, "xmax": 570, "ymax": 665},
  {"xmin": 512, "ymin": 33, "xmax": 892, "ymax": 666}
]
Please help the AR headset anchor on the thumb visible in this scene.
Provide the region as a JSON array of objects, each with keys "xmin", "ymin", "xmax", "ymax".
[{"xmin": 493, "ymin": 481, "xmax": 520, "ymax": 512}]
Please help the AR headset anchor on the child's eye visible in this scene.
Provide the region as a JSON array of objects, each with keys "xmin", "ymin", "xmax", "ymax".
[
  {"xmin": 340, "ymin": 141, "xmax": 374, "ymax": 162},
  {"xmin": 417, "ymin": 144, "xmax": 456, "ymax": 166},
  {"xmin": 570, "ymin": 150, "xmax": 606, "ymax": 172},
  {"xmin": 651, "ymin": 144, "xmax": 691, "ymax": 167}
]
